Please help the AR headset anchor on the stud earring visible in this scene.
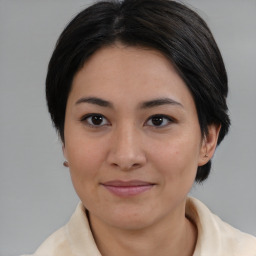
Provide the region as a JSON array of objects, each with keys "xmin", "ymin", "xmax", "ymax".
[{"xmin": 63, "ymin": 161, "xmax": 69, "ymax": 167}]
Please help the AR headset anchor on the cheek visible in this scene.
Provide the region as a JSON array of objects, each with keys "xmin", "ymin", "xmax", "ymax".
[
  {"xmin": 64, "ymin": 135, "xmax": 106, "ymax": 186},
  {"xmin": 66, "ymin": 138, "xmax": 106, "ymax": 208},
  {"xmin": 150, "ymin": 135, "xmax": 200, "ymax": 180}
]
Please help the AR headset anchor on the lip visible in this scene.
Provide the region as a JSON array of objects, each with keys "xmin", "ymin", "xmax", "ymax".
[{"xmin": 101, "ymin": 180, "xmax": 155, "ymax": 197}]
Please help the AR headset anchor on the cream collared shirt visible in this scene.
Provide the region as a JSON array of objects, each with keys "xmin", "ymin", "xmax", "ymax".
[{"xmin": 22, "ymin": 197, "xmax": 256, "ymax": 256}]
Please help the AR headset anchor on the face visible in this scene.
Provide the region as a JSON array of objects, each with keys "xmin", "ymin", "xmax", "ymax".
[{"xmin": 63, "ymin": 44, "xmax": 215, "ymax": 230}]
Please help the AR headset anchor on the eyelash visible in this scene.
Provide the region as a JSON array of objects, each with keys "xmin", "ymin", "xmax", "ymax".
[
  {"xmin": 80, "ymin": 113, "xmax": 110, "ymax": 128},
  {"xmin": 80, "ymin": 114, "xmax": 174, "ymax": 128},
  {"xmin": 145, "ymin": 114, "xmax": 174, "ymax": 127}
]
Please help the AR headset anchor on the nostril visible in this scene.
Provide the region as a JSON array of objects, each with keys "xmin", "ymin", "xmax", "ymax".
[{"xmin": 110, "ymin": 161, "xmax": 142, "ymax": 171}]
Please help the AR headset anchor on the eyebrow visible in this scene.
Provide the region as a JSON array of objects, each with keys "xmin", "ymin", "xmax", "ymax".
[
  {"xmin": 140, "ymin": 98, "xmax": 183, "ymax": 109},
  {"xmin": 75, "ymin": 97, "xmax": 113, "ymax": 108},
  {"xmin": 75, "ymin": 96, "xmax": 183, "ymax": 109}
]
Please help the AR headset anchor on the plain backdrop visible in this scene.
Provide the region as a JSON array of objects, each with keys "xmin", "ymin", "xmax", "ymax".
[{"xmin": 0, "ymin": 0, "xmax": 255, "ymax": 255}]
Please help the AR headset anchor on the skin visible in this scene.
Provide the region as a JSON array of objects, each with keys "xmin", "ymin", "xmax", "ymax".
[{"xmin": 63, "ymin": 44, "xmax": 220, "ymax": 256}]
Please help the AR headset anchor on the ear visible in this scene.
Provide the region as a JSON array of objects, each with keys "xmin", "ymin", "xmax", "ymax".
[{"xmin": 198, "ymin": 124, "xmax": 221, "ymax": 166}]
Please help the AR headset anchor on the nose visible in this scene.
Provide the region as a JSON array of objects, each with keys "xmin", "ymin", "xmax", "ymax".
[{"xmin": 106, "ymin": 124, "xmax": 146, "ymax": 171}]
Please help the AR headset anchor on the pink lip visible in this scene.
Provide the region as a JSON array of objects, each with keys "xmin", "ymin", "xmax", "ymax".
[{"xmin": 101, "ymin": 180, "xmax": 155, "ymax": 197}]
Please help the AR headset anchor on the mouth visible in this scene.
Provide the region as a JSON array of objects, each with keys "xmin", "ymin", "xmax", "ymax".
[{"xmin": 100, "ymin": 180, "xmax": 155, "ymax": 197}]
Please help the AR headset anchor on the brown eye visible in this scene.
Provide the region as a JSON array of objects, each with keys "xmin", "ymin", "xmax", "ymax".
[
  {"xmin": 91, "ymin": 115, "xmax": 104, "ymax": 125},
  {"xmin": 151, "ymin": 116, "xmax": 164, "ymax": 126},
  {"xmin": 146, "ymin": 115, "xmax": 173, "ymax": 127},
  {"xmin": 81, "ymin": 114, "xmax": 109, "ymax": 127}
]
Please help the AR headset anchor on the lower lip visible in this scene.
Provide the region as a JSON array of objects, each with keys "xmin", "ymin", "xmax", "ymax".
[{"xmin": 102, "ymin": 185, "xmax": 154, "ymax": 197}]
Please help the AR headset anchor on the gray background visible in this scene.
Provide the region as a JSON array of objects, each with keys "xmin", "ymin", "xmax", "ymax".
[{"xmin": 0, "ymin": 0, "xmax": 255, "ymax": 255}]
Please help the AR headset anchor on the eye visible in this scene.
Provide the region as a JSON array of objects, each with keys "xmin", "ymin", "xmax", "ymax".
[
  {"xmin": 145, "ymin": 114, "xmax": 174, "ymax": 127},
  {"xmin": 81, "ymin": 114, "xmax": 109, "ymax": 127}
]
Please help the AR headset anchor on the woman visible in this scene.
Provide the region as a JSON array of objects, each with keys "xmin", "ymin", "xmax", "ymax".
[{"xmin": 23, "ymin": 0, "xmax": 256, "ymax": 255}]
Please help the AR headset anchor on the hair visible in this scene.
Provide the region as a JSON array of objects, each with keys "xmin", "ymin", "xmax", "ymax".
[{"xmin": 46, "ymin": 0, "xmax": 230, "ymax": 182}]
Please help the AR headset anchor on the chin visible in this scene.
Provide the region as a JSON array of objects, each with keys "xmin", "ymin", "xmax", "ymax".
[{"xmin": 102, "ymin": 205, "xmax": 159, "ymax": 231}]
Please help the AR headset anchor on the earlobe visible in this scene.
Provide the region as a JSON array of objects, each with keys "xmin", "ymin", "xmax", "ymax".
[
  {"xmin": 62, "ymin": 145, "xmax": 69, "ymax": 167},
  {"xmin": 198, "ymin": 124, "xmax": 221, "ymax": 166}
]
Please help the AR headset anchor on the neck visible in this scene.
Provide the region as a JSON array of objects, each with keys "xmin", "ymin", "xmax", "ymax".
[{"xmin": 88, "ymin": 205, "xmax": 197, "ymax": 256}]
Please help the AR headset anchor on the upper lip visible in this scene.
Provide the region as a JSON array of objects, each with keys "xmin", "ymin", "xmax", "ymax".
[{"xmin": 101, "ymin": 180, "xmax": 155, "ymax": 187}]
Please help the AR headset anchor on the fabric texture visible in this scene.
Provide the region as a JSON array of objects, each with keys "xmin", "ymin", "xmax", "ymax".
[{"xmin": 22, "ymin": 197, "xmax": 256, "ymax": 256}]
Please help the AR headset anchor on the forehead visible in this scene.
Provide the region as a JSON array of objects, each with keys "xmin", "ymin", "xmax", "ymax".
[{"xmin": 69, "ymin": 44, "xmax": 194, "ymax": 108}]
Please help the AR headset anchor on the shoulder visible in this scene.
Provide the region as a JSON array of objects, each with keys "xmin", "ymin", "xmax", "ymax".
[
  {"xmin": 21, "ymin": 202, "xmax": 101, "ymax": 256},
  {"xmin": 186, "ymin": 197, "xmax": 256, "ymax": 255},
  {"xmin": 21, "ymin": 225, "xmax": 74, "ymax": 256}
]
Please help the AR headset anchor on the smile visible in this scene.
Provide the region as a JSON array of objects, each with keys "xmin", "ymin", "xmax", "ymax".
[{"xmin": 101, "ymin": 180, "xmax": 155, "ymax": 197}]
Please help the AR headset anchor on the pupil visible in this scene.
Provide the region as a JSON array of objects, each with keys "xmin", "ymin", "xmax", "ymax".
[
  {"xmin": 92, "ymin": 115, "xmax": 103, "ymax": 125},
  {"xmin": 152, "ymin": 116, "xmax": 163, "ymax": 126}
]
